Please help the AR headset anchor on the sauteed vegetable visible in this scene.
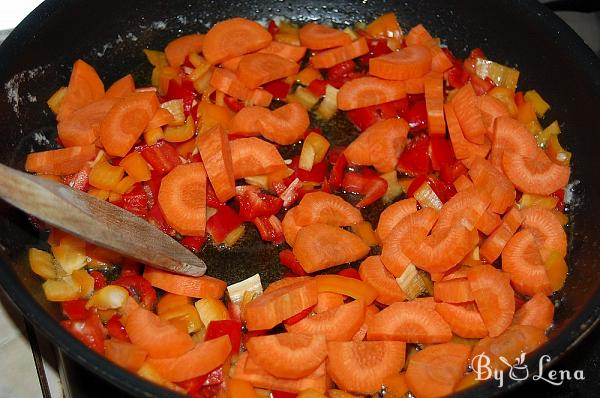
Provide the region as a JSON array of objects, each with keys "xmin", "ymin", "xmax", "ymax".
[{"xmin": 25, "ymin": 12, "xmax": 571, "ymax": 398}]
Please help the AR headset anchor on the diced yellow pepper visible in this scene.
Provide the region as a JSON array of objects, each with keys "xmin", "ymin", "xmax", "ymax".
[
  {"xmin": 546, "ymin": 135, "xmax": 571, "ymax": 166},
  {"xmin": 89, "ymin": 158, "xmax": 124, "ymax": 191},
  {"xmin": 86, "ymin": 285, "xmax": 129, "ymax": 310},
  {"xmin": 413, "ymin": 182, "xmax": 443, "ymax": 210},
  {"xmin": 524, "ymin": 90, "xmax": 550, "ymax": 118},
  {"xmin": 535, "ymin": 120, "xmax": 561, "ymax": 147},
  {"xmin": 51, "ymin": 235, "xmax": 88, "ymax": 274},
  {"xmin": 475, "ymin": 58, "xmax": 519, "ymax": 90},
  {"xmin": 223, "ymin": 225, "xmax": 245, "ymax": 247},
  {"xmin": 164, "ymin": 115, "xmax": 195, "ymax": 143},
  {"xmin": 88, "ymin": 188, "xmax": 110, "ymax": 201},
  {"xmin": 351, "ymin": 221, "xmax": 380, "ymax": 247},
  {"xmin": 287, "ymin": 86, "xmax": 320, "ymax": 109},
  {"xmin": 488, "ymin": 86, "xmax": 517, "ymax": 116},
  {"xmin": 296, "ymin": 67, "xmax": 322, "ymax": 86},
  {"xmin": 144, "ymin": 49, "xmax": 168, "ymax": 67},
  {"xmin": 197, "ymin": 102, "xmax": 233, "ymax": 135},
  {"xmin": 195, "ymin": 298, "xmax": 230, "ymax": 326},
  {"xmin": 47, "ymin": 86, "xmax": 68, "ymax": 115},
  {"xmin": 120, "ymin": 152, "xmax": 151, "ymax": 182},
  {"xmin": 160, "ymin": 99, "xmax": 186, "ymax": 126},
  {"xmin": 43, "ymin": 269, "xmax": 94, "ymax": 302},
  {"xmin": 159, "ymin": 303, "xmax": 203, "ymax": 334},
  {"xmin": 299, "ymin": 132, "xmax": 330, "ymax": 171},
  {"xmin": 518, "ymin": 193, "xmax": 559, "ymax": 210},
  {"xmin": 29, "ymin": 248, "xmax": 65, "ymax": 280},
  {"xmin": 137, "ymin": 363, "xmax": 185, "ymax": 393},
  {"xmin": 227, "ymin": 378, "xmax": 260, "ymax": 398},
  {"xmin": 367, "ymin": 12, "xmax": 403, "ymax": 40},
  {"xmin": 144, "ymin": 127, "xmax": 165, "ymax": 145},
  {"xmin": 380, "ymin": 170, "xmax": 404, "ymax": 204},
  {"xmin": 316, "ymin": 84, "xmax": 339, "ymax": 120},
  {"xmin": 113, "ymin": 175, "xmax": 137, "ymax": 195}
]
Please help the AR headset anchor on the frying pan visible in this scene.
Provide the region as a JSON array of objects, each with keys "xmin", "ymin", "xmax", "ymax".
[{"xmin": 0, "ymin": 0, "xmax": 599, "ymax": 396}]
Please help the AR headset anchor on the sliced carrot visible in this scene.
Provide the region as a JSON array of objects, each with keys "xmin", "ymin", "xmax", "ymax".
[
  {"xmin": 294, "ymin": 191, "xmax": 363, "ymax": 227},
  {"xmin": 310, "ymin": 37, "xmax": 369, "ymax": 69},
  {"xmin": 521, "ymin": 206, "xmax": 567, "ymax": 260},
  {"xmin": 404, "ymin": 75, "xmax": 425, "ymax": 94},
  {"xmin": 263, "ymin": 276, "xmax": 313, "ymax": 295},
  {"xmin": 476, "ymin": 94, "xmax": 510, "ymax": 132},
  {"xmin": 327, "ymin": 340, "xmax": 406, "ymax": 395},
  {"xmin": 203, "ymin": 18, "xmax": 272, "ymax": 64},
  {"xmin": 337, "ymin": 77, "xmax": 406, "ymax": 110},
  {"xmin": 57, "ymin": 98, "xmax": 118, "ymax": 147},
  {"xmin": 375, "ymin": 198, "xmax": 418, "ymax": 241},
  {"xmin": 104, "ymin": 339, "xmax": 148, "ymax": 372},
  {"xmin": 221, "ymin": 55, "xmax": 243, "ymax": 72},
  {"xmin": 480, "ymin": 207, "xmax": 523, "ymax": 263},
  {"xmin": 197, "ymin": 125, "xmax": 236, "ymax": 202},
  {"xmin": 229, "ymin": 106, "xmax": 270, "ymax": 136},
  {"xmin": 143, "ymin": 266, "xmax": 226, "ymax": 299},
  {"xmin": 282, "ymin": 206, "xmax": 303, "ymax": 247},
  {"xmin": 230, "ymin": 137, "xmax": 286, "ymax": 179},
  {"xmin": 247, "ymin": 333, "xmax": 327, "ymax": 379},
  {"xmin": 502, "ymin": 230, "xmax": 552, "ymax": 296},
  {"xmin": 369, "ymin": 45, "xmax": 432, "ymax": 80},
  {"xmin": 467, "ymin": 265, "xmax": 515, "ymax": 337},
  {"xmin": 344, "ymin": 118, "xmax": 409, "ymax": 173},
  {"xmin": 233, "ymin": 352, "xmax": 328, "ymax": 394},
  {"xmin": 513, "ymin": 292, "xmax": 554, "ymax": 331},
  {"xmin": 476, "ymin": 210, "xmax": 502, "ymax": 235},
  {"xmin": 298, "ymin": 23, "xmax": 352, "ymax": 50},
  {"xmin": 434, "ymin": 278, "xmax": 473, "ymax": 303},
  {"xmin": 293, "ymin": 224, "xmax": 370, "ymax": 273},
  {"xmin": 147, "ymin": 335, "xmax": 231, "ymax": 382},
  {"xmin": 429, "ymin": 44, "xmax": 454, "ymax": 73},
  {"xmin": 147, "ymin": 107, "xmax": 175, "ymax": 130},
  {"xmin": 502, "ymin": 149, "xmax": 570, "ymax": 196},
  {"xmin": 489, "ymin": 115, "xmax": 538, "ymax": 169},
  {"xmin": 210, "ymin": 68, "xmax": 252, "ymax": 101},
  {"xmin": 380, "ymin": 207, "xmax": 438, "ymax": 277},
  {"xmin": 445, "ymin": 103, "xmax": 490, "ymax": 167},
  {"xmin": 105, "ymin": 74, "xmax": 135, "ymax": 98},
  {"xmin": 359, "ymin": 256, "xmax": 405, "ymax": 305},
  {"xmin": 424, "ymin": 72, "xmax": 445, "ymax": 135},
  {"xmin": 157, "ymin": 163, "xmax": 207, "ymax": 236},
  {"xmin": 405, "ymin": 342, "xmax": 471, "ymax": 398},
  {"xmin": 257, "ymin": 102, "xmax": 309, "ymax": 145},
  {"xmin": 435, "ymin": 302, "xmax": 488, "ymax": 339},
  {"xmin": 468, "ymin": 157, "xmax": 515, "ymax": 214},
  {"xmin": 247, "ymin": 87, "xmax": 273, "ymax": 107},
  {"xmin": 405, "ymin": 24, "xmax": 435, "ymax": 47},
  {"xmin": 25, "ymin": 145, "xmax": 97, "ymax": 176},
  {"xmin": 452, "ymin": 83, "xmax": 486, "ymax": 145},
  {"xmin": 245, "ymin": 277, "xmax": 318, "ymax": 331},
  {"xmin": 165, "ymin": 34, "xmax": 204, "ymax": 67},
  {"xmin": 99, "ymin": 92, "xmax": 159, "ymax": 156},
  {"xmin": 258, "ymin": 41, "xmax": 307, "ymax": 63},
  {"xmin": 314, "ymin": 292, "xmax": 345, "ymax": 313},
  {"xmin": 237, "ymin": 53, "xmax": 300, "ymax": 89},
  {"xmin": 228, "ymin": 378, "xmax": 260, "ymax": 398},
  {"xmin": 367, "ymin": 300, "xmax": 452, "ymax": 343},
  {"xmin": 352, "ymin": 304, "xmax": 380, "ymax": 342},
  {"xmin": 315, "ymin": 275, "xmax": 377, "ymax": 304},
  {"xmin": 57, "ymin": 59, "xmax": 105, "ymax": 122},
  {"xmin": 124, "ymin": 306, "xmax": 194, "ymax": 359}
]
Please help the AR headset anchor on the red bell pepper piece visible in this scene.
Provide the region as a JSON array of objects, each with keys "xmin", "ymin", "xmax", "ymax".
[
  {"xmin": 440, "ymin": 160, "xmax": 468, "ymax": 184},
  {"xmin": 397, "ymin": 135, "xmax": 431, "ymax": 176},
  {"xmin": 283, "ymin": 305, "xmax": 315, "ymax": 326},
  {"xmin": 206, "ymin": 183, "xmax": 225, "ymax": 209},
  {"xmin": 337, "ymin": 268, "xmax": 361, "ymax": 280},
  {"xmin": 327, "ymin": 60, "xmax": 356, "ymax": 81},
  {"xmin": 181, "ymin": 235, "xmax": 207, "ymax": 253},
  {"xmin": 236, "ymin": 185, "xmax": 283, "ymax": 221},
  {"xmin": 405, "ymin": 99, "xmax": 428, "ymax": 131},
  {"xmin": 147, "ymin": 204, "xmax": 176, "ymax": 236},
  {"xmin": 346, "ymin": 99, "xmax": 409, "ymax": 131},
  {"xmin": 177, "ymin": 374, "xmax": 209, "ymax": 395},
  {"xmin": 272, "ymin": 391, "xmax": 297, "ymax": 398},
  {"xmin": 288, "ymin": 155, "xmax": 328, "ymax": 183},
  {"xmin": 307, "ymin": 79, "xmax": 328, "ymax": 97},
  {"xmin": 514, "ymin": 91, "xmax": 525, "ymax": 106},
  {"xmin": 263, "ymin": 79, "xmax": 290, "ymax": 100},
  {"xmin": 60, "ymin": 309, "xmax": 105, "ymax": 354},
  {"xmin": 342, "ymin": 172, "xmax": 388, "ymax": 208},
  {"xmin": 64, "ymin": 165, "xmax": 91, "ymax": 191},
  {"xmin": 329, "ymin": 153, "xmax": 348, "ymax": 189},
  {"xmin": 223, "ymin": 95, "xmax": 245, "ymax": 112},
  {"xmin": 205, "ymin": 319, "xmax": 243, "ymax": 353},
  {"xmin": 89, "ymin": 271, "xmax": 107, "ymax": 290},
  {"xmin": 407, "ymin": 174, "xmax": 456, "ymax": 203},
  {"xmin": 279, "ymin": 177, "xmax": 303, "ymax": 208},
  {"xmin": 551, "ymin": 189, "xmax": 566, "ymax": 212},
  {"xmin": 164, "ymin": 79, "xmax": 197, "ymax": 117},
  {"xmin": 106, "ymin": 314, "xmax": 129, "ymax": 342},
  {"xmin": 253, "ymin": 215, "xmax": 284, "ymax": 244},
  {"xmin": 142, "ymin": 171, "xmax": 162, "ymax": 208},
  {"xmin": 114, "ymin": 184, "xmax": 149, "ymax": 218},
  {"xmin": 206, "ymin": 206, "xmax": 243, "ymax": 243},
  {"xmin": 429, "ymin": 137, "xmax": 456, "ymax": 171},
  {"xmin": 61, "ymin": 299, "xmax": 90, "ymax": 321},
  {"xmin": 327, "ymin": 146, "xmax": 345, "ymax": 165},
  {"xmin": 141, "ymin": 141, "xmax": 182, "ymax": 176},
  {"xmin": 279, "ymin": 249, "xmax": 307, "ymax": 276},
  {"xmin": 470, "ymin": 75, "xmax": 496, "ymax": 96},
  {"xmin": 112, "ymin": 275, "xmax": 158, "ymax": 310},
  {"xmin": 267, "ymin": 20, "xmax": 279, "ymax": 36},
  {"xmin": 359, "ymin": 38, "xmax": 392, "ymax": 65}
]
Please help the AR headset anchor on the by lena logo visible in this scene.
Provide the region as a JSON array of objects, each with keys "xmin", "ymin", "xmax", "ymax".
[{"xmin": 471, "ymin": 352, "xmax": 585, "ymax": 388}]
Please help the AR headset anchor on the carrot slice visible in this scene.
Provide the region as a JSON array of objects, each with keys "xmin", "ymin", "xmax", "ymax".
[
  {"xmin": 375, "ymin": 198, "xmax": 418, "ymax": 241},
  {"xmin": 502, "ymin": 149, "xmax": 570, "ymax": 196},
  {"xmin": 293, "ymin": 224, "xmax": 370, "ymax": 273},
  {"xmin": 158, "ymin": 163, "xmax": 207, "ymax": 236},
  {"xmin": 351, "ymin": 304, "xmax": 379, "ymax": 342},
  {"xmin": 247, "ymin": 333, "xmax": 327, "ymax": 379},
  {"xmin": 282, "ymin": 207, "xmax": 303, "ymax": 247},
  {"xmin": 310, "ymin": 37, "xmax": 369, "ymax": 69},
  {"xmin": 314, "ymin": 292, "xmax": 345, "ymax": 313},
  {"xmin": 327, "ymin": 340, "xmax": 406, "ymax": 395},
  {"xmin": 25, "ymin": 145, "xmax": 97, "ymax": 176},
  {"xmin": 369, "ymin": 45, "xmax": 432, "ymax": 80},
  {"xmin": 104, "ymin": 339, "xmax": 148, "ymax": 372},
  {"xmin": 435, "ymin": 302, "xmax": 488, "ymax": 339},
  {"xmin": 263, "ymin": 276, "xmax": 313, "ymax": 295},
  {"xmin": 210, "ymin": 68, "xmax": 252, "ymax": 101},
  {"xmin": 294, "ymin": 191, "xmax": 363, "ymax": 227},
  {"xmin": 315, "ymin": 275, "xmax": 377, "ymax": 304},
  {"xmin": 521, "ymin": 206, "xmax": 567, "ymax": 260},
  {"xmin": 476, "ymin": 94, "xmax": 510, "ymax": 132},
  {"xmin": 147, "ymin": 107, "xmax": 175, "ymax": 130},
  {"xmin": 165, "ymin": 34, "xmax": 204, "ymax": 67},
  {"xmin": 105, "ymin": 74, "xmax": 135, "ymax": 99},
  {"xmin": 434, "ymin": 188, "xmax": 491, "ymax": 232},
  {"xmin": 143, "ymin": 266, "xmax": 226, "ymax": 299},
  {"xmin": 58, "ymin": 97, "xmax": 118, "ymax": 147},
  {"xmin": 258, "ymin": 41, "xmax": 307, "ymax": 63},
  {"xmin": 298, "ymin": 23, "xmax": 352, "ymax": 50},
  {"xmin": 476, "ymin": 209, "xmax": 502, "ymax": 235},
  {"xmin": 468, "ymin": 157, "xmax": 515, "ymax": 214},
  {"xmin": 124, "ymin": 306, "xmax": 194, "ymax": 359},
  {"xmin": 147, "ymin": 335, "xmax": 231, "ymax": 382},
  {"xmin": 502, "ymin": 230, "xmax": 552, "ymax": 296},
  {"xmin": 257, "ymin": 102, "xmax": 309, "ymax": 145},
  {"xmin": 445, "ymin": 103, "xmax": 490, "ymax": 167},
  {"xmin": 429, "ymin": 44, "xmax": 454, "ymax": 73},
  {"xmin": 197, "ymin": 125, "xmax": 236, "ymax": 202},
  {"xmin": 229, "ymin": 106, "xmax": 270, "ymax": 136},
  {"xmin": 512, "ymin": 292, "xmax": 554, "ymax": 331},
  {"xmin": 480, "ymin": 207, "xmax": 523, "ymax": 263},
  {"xmin": 238, "ymin": 53, "xmax": 300, "ymax": 89},
  {"xmin": 467, "ymin": 265, "xmax": 515, "ymax": 337},
  {"xmin": 344, "ymin": 118, "xmax": 409, "ymax": 173},
  {"xmin": 57, "ymin": 59, "xmax": 105, "ymax": 122},
  {"xmin": 405, "ymin": 24, "xmax": 435, "ymax": 47},
  {"xmin": 367, "ymin": 300, "xmax": 452, "ymax": 343},
  {"xmin": 451, "ymin": 83, "xmax": 486, "ymax": 144},
  {"xmin": 405, "ymin": 342, "xmax": 471, "ymax": 398},
  {"xmin": 229, "ymin": 137, "xmax": 286, "ymax": 178},
  {"xmin": 359, "ymin": 256, "xmax": 405, "ymax": 305},
  {"xmin": 247, "ymin": 88, "xmax": 273, "ymax": 107},
  {"xmin": 424, "ymin": 72, "xmax": 445, "ymax": 136},
  {"xmin": 245, "ymin": 278, "xmax": 318, "ymax": 331},
  {"xmin": 203, "ymin": 18, "xmax": 272, "ymax": 64},
  {"xmin": 434, "ymin": 278, "xmax": 473, "ymax": 303},
  {"xmin": 489, "ymin": 115, "xmax": 538, "ymax": 169},
  {"xmin": 233, "ymin": 352, "xmax": 328, "ymax": 394},
  {"xmin": 99, "ymin": 92, "xmax": 159, "ymax": 156},
  {"xmin": 337, "ymin": 77, "xmax": 406, "ymax": 110}
]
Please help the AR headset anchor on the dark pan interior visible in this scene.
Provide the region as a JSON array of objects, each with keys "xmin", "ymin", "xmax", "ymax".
[{"xmin": 0, "ymin": 0, "xmax": 599, "ymax": 396}]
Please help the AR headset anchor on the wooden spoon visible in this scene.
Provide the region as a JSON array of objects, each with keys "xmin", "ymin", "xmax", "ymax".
[{"xmin": 0, "ymin": 163, "xmax": 206, "ymax": 276}]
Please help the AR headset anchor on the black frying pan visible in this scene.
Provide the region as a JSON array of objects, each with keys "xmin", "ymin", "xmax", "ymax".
[{"xmin": 0, "ymin": 0, "xmax": 599, "ymax": 397}]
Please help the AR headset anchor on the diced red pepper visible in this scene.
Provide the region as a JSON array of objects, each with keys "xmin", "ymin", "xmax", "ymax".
[
  {"xmin": 106, "ymin": 314, "xmax": 129, "ymax": 342},
  {"xmin": 141, "ymin": 141, "xmax": 182, "ymax": 176},
  {"xmin": 223, "ymin": 95, "xmax": 245, "ymax": 112},
  {"xmin": 143, "ymin": 171, "xmax": 162, "ymax": 208},
  {"xmin": 429, "ymin": 137, "xmax": 456, "ymax": 171},
  {"xmin": 272, "ymin": 391, "xmax": 297, "ymax": 398},
  {"xmin": 113, "ymin": 184, "xmax": 149, "ymax": 218},
  {"xmin": 446, "ymin": 66, "xmax": 469, "ymax": 89},
  {"xmin": 346, "ymin": 99, "xmax": 409, "ymax": 131},
  {"xmin": 89, "ymin": 271, "xmax": 107, "ymax": 290},
  {"xmin": 440, "ymin": 160, "xmax": 468, "ymax": 184},
  {"xmin": 181, "ymin": 235, "xmax": 207, "ymax": 253},
  {"xmin": 337, "ymin": 268, "xmax": 361, "ymax": 280},
  {"xmin": 327, "ymin": 60, "xmax": 356, "ymax": 81},
  {"xmin": 407, "ymin": 174, "xmax": 456, "ymax": 203},
  {"xmin": 307, "ymin": 79, "xmax": 328, "ymax": 97},
  {"xmin": 359, "ymin": 38, "xmax": 392, "ymax": 65},
  {"xmin": 397, "ymin": 135, "xmax": 431, "ymax": 176},
  {"xmin": 61, "ymin": 299, "xmax": 90, "ymax": 321},
  {"xmin": 203, "ymin": 367, "xmax": 225, "ymax": 386},
  {"xmin": 64, "ymin": 165, "xmax": 91, "ymax": 192},
  {"xmin": 283, "ymin": 305, "xmax": 315, "ymax": 326},
  {"xmin": 120, "ymin": 259, "xmax": 142, "ymax": 277},
  {"xmin": 327, "ymin": 146, "xmax": 346, "ymax": 165},
  {"xmin": 267, "ymin": 20, "xmax": 280, "ymax": 36},
  {"xmin": 164, "ymin": 79, "xmax": 197, "ymax": 117},
  {"xmin": 288, "ymin": 156, "xmax": 328, "ymax": 183},
  {"xmin": 551, "ymin": 189, "xmax": 566, "ymax": 212},
  {"xmin": 405, "ymin": 99, "xmax": 428, "ymax": 131},
  {"xmin": 236, "ymin": 185, "xmax": 283, "ymax": 221},
  {"xmin": 182, "ymin": 56, "xmax": 195, "ymax": 70},
  {"xmin": 147, "ymin": 204, "xmax": 176, "ymax": 236},
  {"xmin": 342, "ymin": 172, "xmax": 388, "ymax": 208},
  {"xmin": 253, "ymin": 215, "xmax": 284, "ymax": 244},
  {"xmin": 470, "ymin": 75, "xmax": 495, "ymax": 96},
  {"xmin": 206, "ymin": 206, "xmax": 243, "ymax": 244},
  {"xmin": 329, "ymin": 153, "xmax": 348, "ymax": 189},
  {"xmin": 207, "ymin": 183, "xmax": 226, "ymax": 209},
  {"xmin": 205, "ymin": 319, "xmax": 243, "ymax": 353},
  {"xmin": 177, "ymin": 374, "xmax": 209, "ymax": 395},
  {"xmin": 279, "ymin": 177, "xmax": 303, "ymax": 208},
  {"xmin": 279, "ymin": 249, "xmax": 307, "ymax": 276},
  {"xmin": 515, "ymin": 91, "xmax": 525, "ymax": 106},
  {"xmin": 112, "ymin": 274, "xmax": 158, "ymax": 310},
  {"xmin": 60, "ymin": 309, "xmax": 105, "ymax": 354},
  {"xmin": 263, "ymin": 79, "xmax": 290, "ymax": 100}
]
